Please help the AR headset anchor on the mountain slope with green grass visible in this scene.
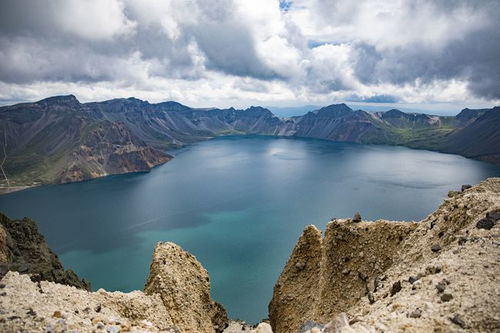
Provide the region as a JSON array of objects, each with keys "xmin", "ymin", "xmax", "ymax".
[{"xmin": 1, "ymin": 96, "xmax": 498, "ymax": 192}]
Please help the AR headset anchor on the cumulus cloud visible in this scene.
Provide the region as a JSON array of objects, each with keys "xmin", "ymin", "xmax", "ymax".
[{"xmin": 0, "ymin": 0, "xmax": 498, "ymax": 108}]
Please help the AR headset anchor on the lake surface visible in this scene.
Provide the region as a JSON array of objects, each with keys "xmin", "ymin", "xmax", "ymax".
[{"xmin": 1, "ymin": 136, "xmax": 499, "ymax": 323}]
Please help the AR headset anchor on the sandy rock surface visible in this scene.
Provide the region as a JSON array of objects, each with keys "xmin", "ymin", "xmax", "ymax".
[
  {"xmin": 145, "ymin": 242, "xmax": 228, "ymax": 333},
  {"xmin": 0, "ymin": 242, "xmax": 228, "ymax": 332},
  {"xmin": 270, "ymin": 178, "xmax": 500, "ymax": 333}
]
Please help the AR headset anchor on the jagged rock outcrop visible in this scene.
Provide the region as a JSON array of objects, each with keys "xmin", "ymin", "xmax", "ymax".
[
  {"xmin": 0, "ymin": 212, "xmax": 90, "ymax": 290},
  {"xmin": 144, "ymin": 242, "xmax": 228, "ymax": 333},
  {"xmin": 270, "ymin": 178, "xmax": 500, "ymax": 333},
  {"xmin": 0, "ymin": 241, "xmax": 228, "ymax": 332}
]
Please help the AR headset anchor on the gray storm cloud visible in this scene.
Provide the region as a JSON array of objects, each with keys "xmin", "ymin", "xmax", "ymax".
[{"xmin": 0, "ymin": 0, "xmax": 498, "ymax": 105}]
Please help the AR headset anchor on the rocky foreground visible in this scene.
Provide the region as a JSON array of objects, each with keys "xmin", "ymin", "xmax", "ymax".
[
  {"xmin": 0, "ymin": 242, "xmax": 228, "ymax": 333},
  {"xmin": 0, "ymin": 178, "xmax": 499, "ymax": 332},
  {"xmin": 270, "ymin": 178, "xmax": 500, "ymax": 332}
]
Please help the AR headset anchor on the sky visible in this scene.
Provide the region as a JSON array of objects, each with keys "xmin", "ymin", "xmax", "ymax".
[{"xmin": 0, "ymin": 0, "xmax": 499, "ymax": 114}]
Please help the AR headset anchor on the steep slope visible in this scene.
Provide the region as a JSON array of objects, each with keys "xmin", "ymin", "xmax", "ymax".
[
  {"xmin": 0, "ymin": 95, "xmax": 171, "ymax": 189},
  {"xmin": 269, "ymin": 178, "xmax": 500, "ymax": 332},
  {"xmin": 0, "ymin": 212, "xmax": 90, "ymax": 290},
  {"xmin": 279, "ymin": 104, "xmax": 458, "ymax": 149},
  {"xmin": 445, "ymin": 107, "xmax": 500, "ymax": 164},
  {"xmin": 1, "ymin": 96, "xmax": 499, "ymax": 193},
  {"xmin": 0, "ymin": 241, "xmax": 228, "ymax": 333},
  {"xmin": 281, "ymin": 104, "xmax": 390, "ymax": 143},
  {"xmin": 92, "ymin": 98, "xmax": 282, "ymax": 149}
]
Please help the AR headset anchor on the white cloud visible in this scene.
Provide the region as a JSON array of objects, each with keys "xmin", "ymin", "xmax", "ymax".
[
  {"xmin": 55, "ymin": 0, "xmax": 136, "ymax": 40},
  {"xmin": 0, "ymin": 0, "xmax": 499, "ymax": 109}
]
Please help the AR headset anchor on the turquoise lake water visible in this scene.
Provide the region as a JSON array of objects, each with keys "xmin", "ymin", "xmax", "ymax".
[{"xmin": 1, "ymin": 136, "xmax": 499, "ymax": 323}]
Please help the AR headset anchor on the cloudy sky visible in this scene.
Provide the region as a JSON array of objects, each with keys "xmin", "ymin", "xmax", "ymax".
[{"xmin": 0, "ymin": 0, "xmax": 499, "ymax": 113}]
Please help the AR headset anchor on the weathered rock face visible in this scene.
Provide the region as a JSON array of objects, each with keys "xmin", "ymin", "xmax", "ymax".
[
  {"xmin": 0, "ymin": 212, "xmax": 90, "ymax": 290},
  {"xmin": 0, "ymin": 241, "xmax": 228, "ymax": 332},
  {"xmin": 269, "ymin": 220, "xmax": 417, "ymax": 333},
  {"xmin": 0, "ymin": 271, "xmax": 178, "ymax": 332},
  {"xmin": 144, "ymin": 242, "xmax": 228, "ymax": 333},
  {"xmin": 270, "ymin": 178, "xmax": 500, "ymax": 333},
  {"xmin": 58, "ymin": 121, "xmax": 171, "ymax": 184},
  {"xmin": 268, "ymin": 225, "xmax": 323, "ymax": 333}
]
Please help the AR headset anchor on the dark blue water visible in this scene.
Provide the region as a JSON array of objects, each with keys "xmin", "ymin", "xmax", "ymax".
[{"xmin": 1, "ymin": 136, "xmax": 499, "ymax": 323}]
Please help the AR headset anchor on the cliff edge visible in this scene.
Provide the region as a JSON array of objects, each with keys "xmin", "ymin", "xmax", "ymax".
[
  {"xmin": 0, "ymin": 213, "xmax": 90, "ymax": 290},
  {"xmin": 0, "ymin": 241, "xmax": 228, "ymax": 332},
  {"xmin": 269, "ymin": 178, "xmax": 500, "ymax": 332}
]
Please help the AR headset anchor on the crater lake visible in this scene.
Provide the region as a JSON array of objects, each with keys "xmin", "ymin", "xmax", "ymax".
[{"xmin": 1, "ymin": 136, "xmax": 499, "ymax": 323}]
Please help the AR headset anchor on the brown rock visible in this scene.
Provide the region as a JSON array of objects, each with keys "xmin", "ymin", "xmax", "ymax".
[
  {"xmin": 269, "ymin": 179, "xmax": 500, "ymax": 333},
  {"xmin": 144, "ymin": 242, "xmax": 228, "ymax": 333},
  {"xmin": 352, "ymin": 212, "xmax": 362, "ymax": 222},
  {"xmin": 390, "ymin": 281, "xmax": 402, "ymax": 296},
  {"xmin": 269, "ymin": 225, "xmax": 323, "ymax": 333}
]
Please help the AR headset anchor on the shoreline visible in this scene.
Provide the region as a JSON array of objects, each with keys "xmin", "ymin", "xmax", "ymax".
[
  {"xmin": 2, "ymin": 135, "xmax": 499, "ymax": 196},
  {"xmin": 0, "ymin": 185, "xmax": 36, "ymax": 195}
]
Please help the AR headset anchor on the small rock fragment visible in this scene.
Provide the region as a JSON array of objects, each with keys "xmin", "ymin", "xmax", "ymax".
[
  {"xmin": 461, "ymin": 184, "xmax": 472, "ymax": 192},
  {"xmin": 450, "ymin": 314, "xmax": 466, "ymax": 328},
  {"xmin": 352, "ymin": 212, "xmax": 362, "ymax": 222},
  {"xmin": 358, "ymin": 271, "xmax": 368, "ymax": 281},
  {"xmin": 52, "ymin": 311, "xmax": 63, "ymax": 318},
  {"xmin": 441, "ymin": 293, "xmax": 453, "ymax": 302},
  {"xmin": 409, "ymin": 309, "xmax": 422, "ymax": 318},
  {"xmin": 476, "ymin": 217, "xmax": 494, "ymax": 230},
  {"xmin": 367, "ymin": 292, "xmax": 375, "ymax": 304},
  {"xmin": 295, "ymin": 261, "xmax": 305, "ymax": 270},
  {"xmin": 431, "ymin": 244, "xmax": 441, "ymax": 252},
  {"xmin": 435, "ymin": 280, "xmax": 448, "ymax": 293},
  {"xmin": 390, "ymin": 281, "xmax": 402, "ymax": 296},
  {"xmin": 408, "ymin": 276, "xmax": 419, "ymax": 284}
]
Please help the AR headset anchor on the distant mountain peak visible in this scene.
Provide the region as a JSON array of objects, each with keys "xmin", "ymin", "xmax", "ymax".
[
  {"xmin": 156, "ymin": 100, "xmax": 191, "ymax": 111},
  {"xmin": 455, "ymin": 107, "xmax": 489, "ymax": 123},
  {"xmin": 37, "ymin": 94, "xmax": 80, "ymax": 106},
  {"xmin": 312, "ymin": 103, "xmax": 353, "ymax": 117},
  {"xmin": 126, "ymin": 97, "xmax": 148, "ymax": 104}
]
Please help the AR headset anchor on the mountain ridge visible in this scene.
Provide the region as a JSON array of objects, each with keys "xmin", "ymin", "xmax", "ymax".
[{"xmin": 1, "ymin": 95, "xmax": 499, "ymax": 192}]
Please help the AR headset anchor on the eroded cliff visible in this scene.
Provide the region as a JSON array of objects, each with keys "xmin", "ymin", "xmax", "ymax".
[
  {"xmin": 0, "ymin": 213, "xmax": 90, "ymax": 290},
  {"xmin": 0, "ymin": 241, "xmax": 228, "ymax": 333},
  {"xmin": 269, "ymin": 178, "xmax": 500, "ymax": 332}
]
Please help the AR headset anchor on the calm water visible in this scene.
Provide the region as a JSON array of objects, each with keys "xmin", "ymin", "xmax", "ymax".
[{"xmin": 1, "ymin": 136, "xmax": 499, "ymax": 323}]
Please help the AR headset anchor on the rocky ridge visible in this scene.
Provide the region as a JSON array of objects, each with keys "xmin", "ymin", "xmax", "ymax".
[
  {"xmin": 0, "ymin": 212, "xmax": 89, "ymax": 290},
  {"xmin": 0, "ymin": 241, "xmax": 228, "ymax": 333},
  {"xmin": 1, "ymin": 96, "xmax": 499, "ymax": 193},
  {"xmin": 269, "ymin": 178, "xmax": 500, "ymax": 332}
]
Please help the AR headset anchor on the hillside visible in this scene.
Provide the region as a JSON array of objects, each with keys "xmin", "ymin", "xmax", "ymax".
[
  {"xmin": 0, "ymin": 95, "xmax": 171, "ymax": 190},
  {"xmin": 1, "ymin": 96, "xmax": 499, "ymax": 192},
  {"xmin": 444, "ymin": 107, "xmax": 500, "ymax": 164}
]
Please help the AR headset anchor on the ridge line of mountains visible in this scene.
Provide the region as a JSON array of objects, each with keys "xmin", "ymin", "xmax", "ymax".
[{"xmin": 1, "ymin": 94, "xmax": 499, "ymax": 191}]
